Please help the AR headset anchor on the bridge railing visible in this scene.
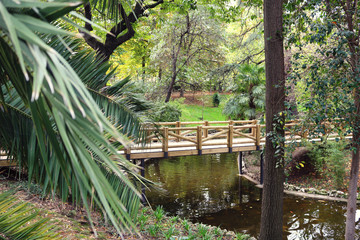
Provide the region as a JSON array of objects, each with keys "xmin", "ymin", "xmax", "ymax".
[
  {"xmin": 129, "ymin": 119, "xmax": 351, "ymax": 152},
  {"xmin": 129, "ymin": 120, "xmax": 262, "ymax": 155}
]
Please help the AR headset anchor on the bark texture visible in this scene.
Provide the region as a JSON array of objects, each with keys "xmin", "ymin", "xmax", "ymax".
[
  {"xmin": 81, "ymin": 0, "xmax": 163, "ymax": 61},
  {"xmin": 259, "ymin": 0, "xmax": 285, "ymax": 239},
  {"xmin": 344, "ymin": 1, "xmax": 360, "ymax": 237},
  {"xmin": 345, "ymin": 90, "xmax": 360, "ymax": 240}
]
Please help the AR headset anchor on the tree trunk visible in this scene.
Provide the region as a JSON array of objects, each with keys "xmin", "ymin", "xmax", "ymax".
[
  {"xmin": 345, "ymin": 88, "xmax": 360, "ymax": 240},
  {"xmin": 259, "ymin": 0, "xmax": 285, "ymax": 239},
  {"xmin": 165, "ymin": 73, "xmax": 176, "ymax": 103},
  {"xmin": 158, "ymin": 67, "xmax": 162, "ymax": 82},
  {"xmin": 142, "ymin": 55, "xmax": 146, "ymax": 76},
  {"xmin": 180, "ymin": 82, "xmax": 185, "ymax": 97},
  {"xmin": 249, "ymin": 83, "xmax": 256, "ymax": 120},
  {"xmin": 165, "ymin": 45, "xmax": 178, "ymax": 103}
]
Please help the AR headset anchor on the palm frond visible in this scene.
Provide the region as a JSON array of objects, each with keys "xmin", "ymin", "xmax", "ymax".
[
  {"xmin": 0, "ymin": 191, "xmax": 59, "ymax": 240},
  {"xmin": 0, "ymin": 1, "xmax": 145, "ymax": 236}
]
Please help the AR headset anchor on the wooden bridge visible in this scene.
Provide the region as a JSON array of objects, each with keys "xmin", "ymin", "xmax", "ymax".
[
  {"xmin": 121, "ymin": 119, "xmax": 345, "ymax": 160},
  {"xmin": 0, "ymin": 119, "xmax": 349, "ymax": 167}
]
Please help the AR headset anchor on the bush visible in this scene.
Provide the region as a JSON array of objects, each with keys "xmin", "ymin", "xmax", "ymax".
[
  {"xmin": 150, "ymin": 101, "xmax": 182, "ymax": 122},
  {"xmin": 325, "ymin": 142, "xmax": 347, "ymax": 189},
  {"xmin": 212, "ymin": 93, "xmax": 220, "ymax": 107},
  {"xmin": 303, "ymin": 140, "xmax": 348, "ymax": 190}
]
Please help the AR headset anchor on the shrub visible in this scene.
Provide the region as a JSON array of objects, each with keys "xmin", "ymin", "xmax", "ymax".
[
  {"xmin": 325, "ymin": 142, "xmax": 347, "ymax": 189},
  {"xmin": 212, "ymin": 93, "xmax": 220, "ymax": 107},
  {"xmin": 150, "ymin": 102, "xmax": 182, "ymax": 122},
  {"xmin": 298, "ymin": 140, "xmax": 348, "ymax": 190}
]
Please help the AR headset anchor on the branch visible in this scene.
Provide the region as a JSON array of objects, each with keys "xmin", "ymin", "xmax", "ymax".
[
  {"xmin": 84, "ymin": 3, "xmax": 93, "ymax": 31},
  {"xmin": 237, "ymin": 49, "xmax": 265, "ymax": 65},
  {"xmin": 114, "ymin": 3, "xmax": 135, "ymax": 46},
  {"xmin": 79, "ymin": 3, "xmax": 105, "ymax": 53},
  {"xmin": 103, "ymin": 0, "xmax": 164, "ymax": 56},
  {"xmin": 239, "ymin": 21, "xmax": 262, "ymax": 37}
]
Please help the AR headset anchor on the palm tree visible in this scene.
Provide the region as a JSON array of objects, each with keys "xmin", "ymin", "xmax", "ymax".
[
  {"xmin": 223, "ymin": 64, "xmax": 265, "ymax": 120},
  {"xmin": 0, "ymin": 0, "xmax": 146, "ymax": 237}
]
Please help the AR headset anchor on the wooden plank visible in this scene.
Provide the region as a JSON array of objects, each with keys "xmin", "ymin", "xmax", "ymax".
[
  {"xmin": 168, "ymin": 150, "xmax": 198, "ymax": 157},
  {"xmin": 179, "ymin": 130, "xmax": 196, "ymax": 136},
  {"xmin": 128, "ymin": 152, "xmax": 164, "ymax": 159},
  {"xmin": 233, "ymin": 146, "xmax": 258, "ymax": 152},
  {"xmin": 175, "ymin": 121, "xmax": 181, "ymax": 142},
  {"xmin": 203, "ymin": 121, "xmax": 209, "ymax": 138},
  {"xmin": 168, "ymin": 132, "xmax": 197, "ymax": 143},
  {"xmin": 228, "ymin": 125, "xmax": 233, "ymax": 148},
  {"xmin": 202, "ymin": 126, "xmax": 228, "ymax": 130},
  {"xmin": 169, "ymin": 127, "xmax": 197, "ymax": 131},
  {"xmin": 202, "ymin": 129, "xmax": 228, "ymax": 142},
  {"xmin": 202, "ymin": 148, "xmax": 229, "ymax": 154},
  {"xmin": 233, "ymin": 124, "xmax": 257, "ymax": 130},
  {"xmin": 163, "ymin": 128, "xmax": 169, "ymax": 153},
  {"xmin": 233, "ymin": 129, "xmax": 256, "ymax": 140},
  {"xmin": 0, "ymin": 160, "xmax": 17, "ymax": 167},
  {"xmin": 197, "ymin": 126, "xmax": 202, "ymax": 150},
  {"xmin": 256, "ymin": 124, "xmax": 261, "ymax": 146}
]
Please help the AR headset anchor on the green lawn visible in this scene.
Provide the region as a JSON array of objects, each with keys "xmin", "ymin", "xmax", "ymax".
[
  {"xmin": 176, "ymin": 93, "xmax": 230, "ymax": 122},
  {"xmin": 180, "ymin": 104, "xmax": 228, "ymax": 122}
]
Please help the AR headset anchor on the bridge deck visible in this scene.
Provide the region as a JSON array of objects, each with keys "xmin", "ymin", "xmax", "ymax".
[{"xmin": 0, "ymin": 120, "xmax": 349, "ymax": 165}]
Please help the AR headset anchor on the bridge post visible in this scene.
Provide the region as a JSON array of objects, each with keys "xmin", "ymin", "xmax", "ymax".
[
  {"xmin": 260, "ymin": 152, "xmax": 264, "ymax": 185},
  {"xmin": 252, "ymin": 120, "xmax": 257, "ymax": 137},
  {"xmin": 125, "ymin": 148, "xmax": 131, "ymax": 160},
  {"xmin": 238, "ymin": 152, "xmax": 243, "ymax": 175},
  {"xmin": 255, "ymin": 124, "xmax": 261, "ymax": 150},
  {"xmin": 162, "ymin": 127, "xmax": 169, "ymax": 158},
  {"xmin": 176, "ymin": 121, "xmax": 181, "ymax": 142},
  {"xmin": 203, "ymin": 121, "xmax": 209, "ymax": 138},
  {"xmin": 197, "ymin": 126, "xmax": 203, "ymax": 155},
  {"xmin": 228, "ymin": 125, "xmax": 233, "ymax": 153}
]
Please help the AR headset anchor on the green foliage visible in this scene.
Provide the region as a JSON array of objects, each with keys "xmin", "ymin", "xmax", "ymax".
[
  {"xmin": 153, "ymin": 205, "xmax": 165, "ymax": 222},
  {"xmin": 181, "ymin": 104, "xmax": 227, "ymax": 121},
  {"xmin": 306, "ymin": 141, "xmax": 348, "ymax": 190},
  {"xmin": 0, "ymin": 191, "xmax": 59, "ymax": 239},
  {"xmin": 147, "ymin": 224, "xmax": 162, "ymax": 237},
  {"xmin": 236, "ymin": 232, "xmax": 251, "ymax": 240},
  {"xmin": 223, "ymin": 64, "xmax": 265, "ymax": 120},
  {"xmin": 150, "ymin": 102, "xmax": 182, "ymax": 122},
  {"xmin": 163, "ymin": 224, "xmax": 177, "ymax": 240},
  {"xmin": 212, "ymin": 93, "xmax": 221, "ymax": 107},
  {"xmin": 0, "ymin": 1, "xmax": 148, "ymax": 236}
]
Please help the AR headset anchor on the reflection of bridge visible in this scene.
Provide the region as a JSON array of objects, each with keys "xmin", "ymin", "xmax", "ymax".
[
  {"xmin": 121, "ymin": 120, "xmax": 346, "ymax": 160},
  {"xmin": 120, "ymin": 119, "xmax": 348, "ymax": 185}
]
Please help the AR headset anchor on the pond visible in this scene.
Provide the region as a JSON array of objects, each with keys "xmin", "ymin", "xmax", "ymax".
[{"xmin": 144, "ymin": 153, "xmax": 360, "ymax": 239}]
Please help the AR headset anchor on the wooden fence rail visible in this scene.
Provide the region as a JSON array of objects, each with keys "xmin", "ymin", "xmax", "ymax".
[
  {"xmin": 123, "ymin": 119, "xmax": 352, "ymax": 160},
  {"xmin": 0, "ymin": 119, "xmax": 353, "ymax": 165}
]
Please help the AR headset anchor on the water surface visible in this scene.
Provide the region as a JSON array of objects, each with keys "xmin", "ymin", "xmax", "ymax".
[{"xmin": 145, "ymin": 153, "xmax": 359, "ymax": 239}]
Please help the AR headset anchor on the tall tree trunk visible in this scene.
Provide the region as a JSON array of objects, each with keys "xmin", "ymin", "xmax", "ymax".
[
  {"xmin": 248, "ymin": 83, "xmax": 256, "ymax": 120},
  {"xmin": 259, "ymin": 0, "xmax": 285, "ymax": 239},
  {"xmin": 158, "ymin": 67, "xmax": 162, "ymax": 82},
  {"xmin": 165, "ymin": 61, "xmax": 177, "ymax": 103},
  {"xmin": 345, "ymin": 88, "xmax": 360, "ymax": 240},
  {"xmin": 142, "ymin": 55, "xmax": 146, "ymax": 76},
  {"xmin": 344, "ymin": 4, "xmax": 360, "ymax": 234},
  {"xmin": 180, "ymin": 82, "xmax": 185, "ymax": 97}
]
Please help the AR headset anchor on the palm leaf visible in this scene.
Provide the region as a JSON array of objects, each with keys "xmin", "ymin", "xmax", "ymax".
[
  {"xmin": 0, "ymin": 191, "xmax": 59, "ymax": 240},
  {"xmin": 0, "ymin": 1, "xmax": 147, "ymax": 236}
]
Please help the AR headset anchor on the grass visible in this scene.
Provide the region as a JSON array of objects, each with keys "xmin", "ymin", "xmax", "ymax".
[
  {"xmin": 178, "ymin": 93, "xmax": 230, "ymax": 122},
  {"xmin": 133, "ymin": 206, "xmax": 252, "ymax": 240},
  {"xmin": 0, "ymin": 181, "xmax": 252, "ymax": 239},
  {"xmin": 181, "ymin": 104, "xmax": 228, "ymax": 122}
]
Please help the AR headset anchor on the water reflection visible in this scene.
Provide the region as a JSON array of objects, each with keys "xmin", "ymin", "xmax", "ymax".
[{"xmin": 145, "ymin": 153, "xmax": 359, "ymax": 239}]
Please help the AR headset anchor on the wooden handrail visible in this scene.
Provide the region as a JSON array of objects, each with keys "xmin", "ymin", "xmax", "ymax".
[{"xmin": 120, "ymin": 119, "xmax": 352, "ymax": 160}]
